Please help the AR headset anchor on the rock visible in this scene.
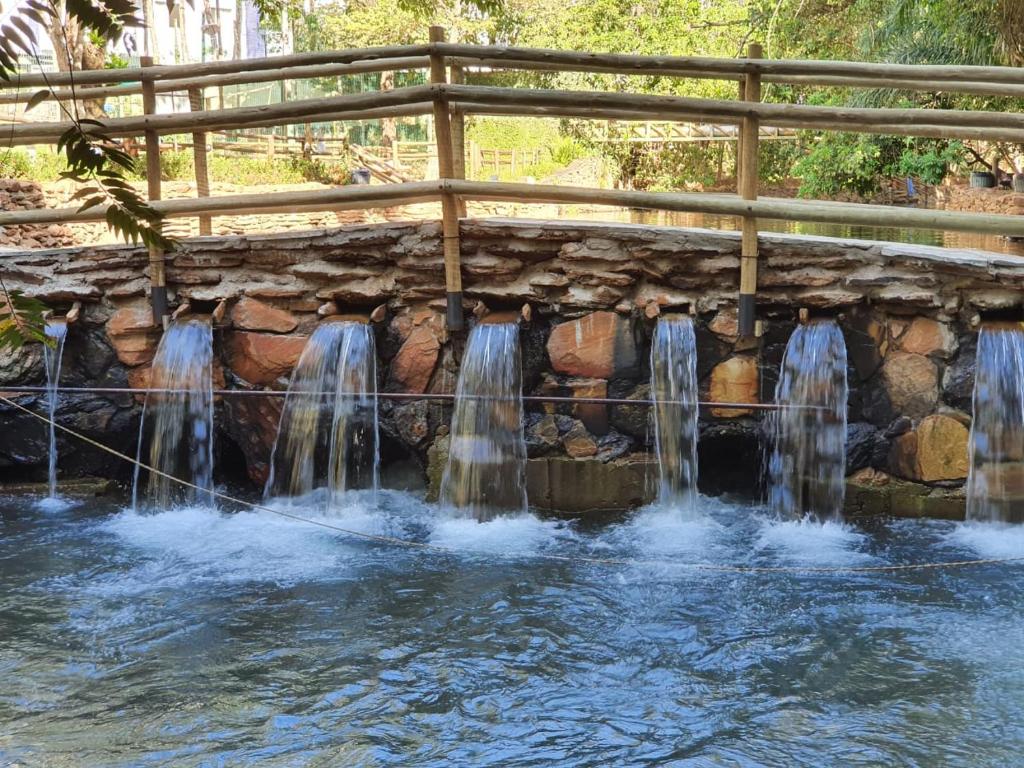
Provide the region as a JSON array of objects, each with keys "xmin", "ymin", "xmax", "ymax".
[
  {"xmin": 565, "ymin": 377, "xmax": 608, "ymax": 435},
  {"xmin": 846, "ymin": 422, "xmax": 887, "ymax": 474},
  {"xmin": 842, "ymin": 305, "xmax": 885, "ymax": 381},
  {"xmin": 546, "ymin": 311, "xmax": 637, "ymax": 379},
  {"xmin": 525, "ymin": 412, "xmax": 560, "ymax": 457},
  {"xmin": 526, "ymin": 453, "xmax": 656, "ymax": 513},
  {"xmin": 899, "ymin": 317, "xmax": 956, "ymax": 358},
  {"xmin": 425, "ymin": 434, "xmax": 450, "ymax": 502},
  {"xmin": 880, "ymin": 352, "xmax": 938, "ymax": 420},
  {"xmin": 708, "ymin": 355, "xmax": 759, "ymax": 417},
  {"xmin": 387, "ymin": 325, "xmax": 440, "ymax": 394},
  {"xmin": 0, "ymin": 340, "xmax": 43, "ymax": 386},
  {"xmin": 230, "ymin": 296, "xmax": 298, "ymax": 333},
  {"xmin": 392, "ymin": 399, "xmax": 430, "ymax": 448},
  {"xmin": 595, "ymin": 430, "xmax": 632, "ymax": 463},
  {"xmin": 106, "ymin": 302, "xmax": 160, "ymax": 366},
  {"xmin": 609, "ymin": 383, "xmax": 651, "ymax": 440},
  {"xmin": 222, "ymin": 394, "xmax": 283, "ymax": 485},
  {"xmin": 889, "ymin": 413, "xmax": 969, "ymax": 482},
  {"xmin": 845, "ymin": 467, "xmax": 965, "ymax": 520},
  {"xmin": 224, "ymin": 331, "xmax": 307, "ymax": 386},
  {"xmin": 708, "ymin": 306, "xmax": 739, "ymax": 340},
  {"xmin": 942, "ymin": 334, "xmax": 976, "ymax": 412},
  {"xmin": 563, "ymin": 422, "xmax": 599, "ymax": 458}
]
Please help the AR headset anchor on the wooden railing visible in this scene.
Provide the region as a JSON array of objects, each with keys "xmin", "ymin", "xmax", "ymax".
[{"xmin": 2, "ymin": 28, "xmax": 1024, "ymax": 333}]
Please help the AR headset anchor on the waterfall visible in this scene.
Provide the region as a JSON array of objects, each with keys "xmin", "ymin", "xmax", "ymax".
[
  {"xmin": 650, "ymin": 315, "xmax": 699, "ymax": 514},
  {"xmin": 440, "ymin": 322, "xmax": 527, "ymax": 521},
  {"xmin": 264, "ymin": 321, "xmax": 378, "ymax": 503},
  {"xmin": 966, "ymin": 325, "xmax": 1024, "ymax": 523},
  {"xmin": 767, "ymin": 320, "xmax": 848, "ymax": 520},
  {"xmin": 42, "ymin": 320, "xmax": 68, "ymax": 500},
  {"xmin": 132, "ymin": 319, "xmax": 215, "ymax": 509}
]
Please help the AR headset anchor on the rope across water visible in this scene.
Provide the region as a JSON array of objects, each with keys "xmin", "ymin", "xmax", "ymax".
[{"xmin": 2, "ymin": 393, "xmax": 1022, "ymax": 575}]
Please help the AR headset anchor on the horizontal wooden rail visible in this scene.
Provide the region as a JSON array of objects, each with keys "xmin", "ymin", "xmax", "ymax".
[
  {"xmin": 6, "ymin": 43, "xmax": 1024, "ymax": 98},
  {"xmin": 7, "ymin": 83, "xmax": 1024, "ymax": 146},
  {"xmin": 0, "ymin": 56, "xmax": 430, "ymax": 106},
  {"xmin": 440, "ymin": 43, "xmax": 1024, "ymax": 87},
  {"xmin": 1, "ymin": 45, "xmax": 433, "ymax": 89},
  {"xmin": 2, "ymin": 180, "xmax": 1022, "ymax": 238}
]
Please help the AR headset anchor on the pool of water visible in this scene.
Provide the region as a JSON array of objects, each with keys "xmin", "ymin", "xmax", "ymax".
[{"xmin": 2, "ymin": 491, "xmax": 1023, "ymax": 766}]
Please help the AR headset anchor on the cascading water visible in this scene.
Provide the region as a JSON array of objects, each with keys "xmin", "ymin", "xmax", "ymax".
[
  {"xmin": 132, "ymin": 319, "xmax": 215, "ymax": 509},
  {"xmin": 650, "ymin": 315, "xmax": 699, "ymax": 514},
  {"xmin": 42, "ymin": 320, "xmax": 68, "ymax": 500},
  {"xmin": 767, "ymin": 319, "xmax": 848, "ymax": 520},
  {"xmin": 440, "ymin": 322, "xmax": 527, "ymax": 521},
  {"xmin": 264, "ymin": 321, "xmax": 378, "ymax": 504},
  {"xmin": 966, "ymin": 324, "xmax": 1024, "ymax": 523}
]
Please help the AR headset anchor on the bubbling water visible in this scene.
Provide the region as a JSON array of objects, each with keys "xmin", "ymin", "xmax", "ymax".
[
  {"xmin": 132, "ymin": 318, "xmax": 214, "ymax": 509},
  {"xmin": 440, "ymin": 322, "xmax": 527, "ymax": 521},
  {"xmin": 264, "ymin": 321, "xmax": 378, "ymax": 505},
  {"xmin": 966, "ymin": 324, "xmax": 1024, "ymax": 523},
  {"xmin": 767, "ymin": 319, "xmax": 848, "ymax": 520},
  {"xmin": 649, "ymin": 315, "xmax": 699, "ymax": 515}
]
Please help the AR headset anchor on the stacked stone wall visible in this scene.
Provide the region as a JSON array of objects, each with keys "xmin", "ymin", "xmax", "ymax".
[{"xmin": 1, "ymin": 218, "xmax": 1020, "ymax": 517}]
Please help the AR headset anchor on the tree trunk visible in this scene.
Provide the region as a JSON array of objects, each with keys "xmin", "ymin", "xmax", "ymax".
[{"xmin": 47, "ymin": 6, "xmax": 106, "ymax": 119}]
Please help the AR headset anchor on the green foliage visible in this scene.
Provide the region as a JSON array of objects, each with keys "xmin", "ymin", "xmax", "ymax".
[
  {"xmin": 0, "ymin": 288, "xmax": 49, "ymax": 350},
  {"xmin": 793, "ymin": 133, "xmax": 963, "ymax": 198},
  {"xmin": 131, "ymin": 150, "xmax": 350, "ymax": 186}
]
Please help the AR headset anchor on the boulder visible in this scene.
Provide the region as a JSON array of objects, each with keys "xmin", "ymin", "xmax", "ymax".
[
  {"xmin": 846, "ymin": 422, "xmax": 887, "ymax": 474},
  {"xmin": 708, "ymin": 307, "xmax": 739, "ymax": 340},
  {"xmin": 387, "ymin": 325, "xmax": 441, "ymax": 394},
  {"xmin": 224, "ymin": 331, "xmax": 307, "ymax": 386},
  {"xmin": 106, "ymin": 302, "xmax": 160, "ymax": 367},
  {"xmin": 230, "ymin": 296, "xmax": 298, "ymax": 333},
  {"xmin": 563, "ymin": 422, "xmax": 599, "ymax": 458},
  {"xmin": 880, "ymin": 352, "xmax": 938, "ymax": 419},
  {"xmin": 609, "ymin": 383, "xmax": 651, "ymax": 440},
  {"xmin": 899, "ymin": 317, "xmax": 956, "ymax": 358},
  {"xmin": 888, "ymin": 413, "xmax": 969, "ymax": 482},
  {"xmin": 222, "ymin": 395, "xmax": 283, "ymax": 485},
  {"xmin": 546, "ymin": 311, "xmax": 637, "ymax": 379},
  {"xmin": 391, "ymin": 399, "xmax": 431, "ymax": 448},
  {"xmin": 708, "ymin": 355, "xmax": 759, "ymax": 417},
  {"xmin": 525, "ymin": 413, "xmax": 560, "ymax": 457}
]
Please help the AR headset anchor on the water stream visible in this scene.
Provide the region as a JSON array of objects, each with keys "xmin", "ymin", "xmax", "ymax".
[
  {"xmin": 41, "ymin": 320, "xmax": 67, "ymax": 501},
  {"xmin": 650, "ymin": 315, "xmax": 699, "ymax": 514},
  {"xmin": 966, "ymin": 324, "xmax": 1024, "ymax": 523},
  {"xmin": 264, "ymin": 321, "xmax": 378, "ymax": 505},
  {"xmin": 131, "ymin": 318, "xmax": 215, "ymax": 509},
  {"xmin": 440, "ymin": 322, "xmax": 527, "ymax": 521},
  {"xmin": 767, "ymin": 320, "xmax": 849, "ymax": 520}
]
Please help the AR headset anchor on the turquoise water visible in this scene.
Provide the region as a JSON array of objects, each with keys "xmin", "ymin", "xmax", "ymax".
[{"xmin": 2, "ymin": 492, "xmax": 1023, "ymax": 766}]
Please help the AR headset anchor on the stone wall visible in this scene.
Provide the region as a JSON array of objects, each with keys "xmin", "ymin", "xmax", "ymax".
[
  {"xmin": 2, "ymin": 217, "xmax": 1019, "ymax": 518},
  {"xmin": 0, "ymin": 180, "xmax": 76, "ymax": 249}
]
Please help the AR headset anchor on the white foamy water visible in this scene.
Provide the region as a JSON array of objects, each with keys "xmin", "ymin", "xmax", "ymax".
[
  {"xmin": 34, "ymin": 495, "xmax": 76, "ymax": 513},
  {"xmin": 755, "ymin": 516, "xmax": 874, "ymax": 567},
  {"xmin": 598, "ymin": 501, "xmax": 726, "ymax": 560},
  {"xmin": 947, "ymin": 522, "xmax": 1024, "ymax": 561},
  {"xmin": 99, "ymin": 504, "xmax": 353, "ymax": 589},
  {"xmin": 430, "ymin": 512, "xmax": 568, "ymax": 557}
]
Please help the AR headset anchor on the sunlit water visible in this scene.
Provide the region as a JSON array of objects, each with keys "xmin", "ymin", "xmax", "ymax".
[
  {"xmin": 40, "ymin": 321, "xmax": 68, "ymax": 507},
  {"xmin": 2, "ymin": 493, "xmax": 1023, "ymax": 766}
]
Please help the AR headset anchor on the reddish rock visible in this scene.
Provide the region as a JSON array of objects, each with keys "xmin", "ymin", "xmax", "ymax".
[
  {"xmin": 899, "ymin": 317, "xmax": 956, "ymax": 358},
  {"xmin": 225, "ymin": 331, "xmax": 308, "ymax": 385},
  {"xmin": 709, "ymin": 356, "xmax": 759, "ymax": 417},
  {"xmin": 566, "ymin": 377, "xmax": 609, "ymax": 435},
  {"xmin": 388, "ymin": 325, "xmax": 441, "ymax": 394},
  {"xmin": 708, "ymin": 307, "xmax": 739, "ymax": 339},
  {"xmin": 107, "ymin": 303, "xmax": 157, "ymax": 336},
  {"xmin": 106, "ymin": 302, "xmax": 160, "ymax": 366},
  {"xmin": 546, "ymin": 311, "xmax": 637, "ymax": 379},
  {"xmin": 223, "ymin": 395, "xmax": 284, "ymax": 485},
  {"xmin": 230, "ymin": 296, "xmax": 298, "ymax": 333}
]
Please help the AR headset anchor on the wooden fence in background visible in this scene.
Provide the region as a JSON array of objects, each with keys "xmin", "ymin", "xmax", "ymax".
[{"xmin": 2, "ymin": 29, "xmax": 1024, "ymax": 332}]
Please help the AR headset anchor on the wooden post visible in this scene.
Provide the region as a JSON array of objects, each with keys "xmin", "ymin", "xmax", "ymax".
[
  {"xmin": 737, "ymin": 43, "xmax": 762, "ymax": 338},
  {"xmin": 450, "ymin": 63, "xmax": 468, "ymax": 217},
  {"xmin": 141, "ymin": 56, "xmax": 168, "ymax": 327},
  {"xmin": 429, "ymin": 25, "xmax": 464, "ymax": 331},
  {"xmin": 188, "ymin": 87, "xmax": 212, "ymax": 236}
]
